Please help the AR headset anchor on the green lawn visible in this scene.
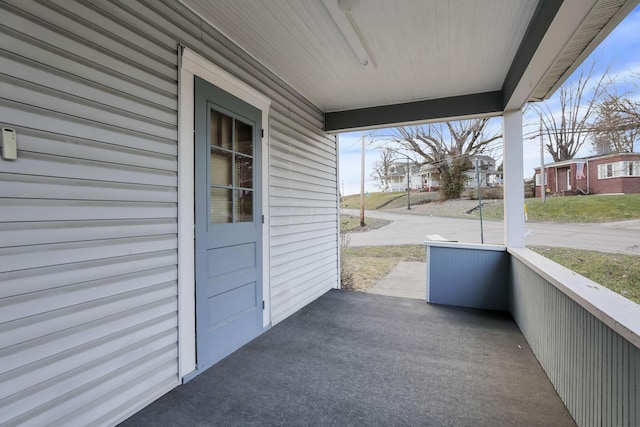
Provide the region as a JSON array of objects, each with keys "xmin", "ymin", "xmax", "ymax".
[
  {"xmin": 478, "ymin": 194, "xmax": 640, "ymax": 223},
  {"xmin": 342, "ymin": 191, "xmax": 443, "ymax": 210},
  {"xmin": 341, "ymin": 192, "xmax": 405, "ymax": 210},
  {"xmin": 531, "ymin": 246, "xmax": 640, "ymax": 304},
  {"xmin": 344, "ymin": 192, "xmax": 640, "ymax": 223},
  {"xmin": 379, "ymin": 191, "xmax": 441, "ymax": 209}
]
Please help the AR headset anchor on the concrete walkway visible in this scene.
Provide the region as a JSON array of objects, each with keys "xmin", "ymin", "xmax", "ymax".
[{"xmin": 367, "ymin": 261, "xmax": 426, "ymax": 300}]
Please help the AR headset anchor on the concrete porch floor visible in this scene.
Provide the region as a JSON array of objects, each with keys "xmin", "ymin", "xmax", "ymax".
[{"xmin": 120, "ymin": 290, "xmax": 575, "ymax": 426}]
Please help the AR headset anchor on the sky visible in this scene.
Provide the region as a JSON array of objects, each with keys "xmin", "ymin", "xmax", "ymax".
[{"xmin": 338, "ymin": 5, "xmax": 640, "ymax": 196}]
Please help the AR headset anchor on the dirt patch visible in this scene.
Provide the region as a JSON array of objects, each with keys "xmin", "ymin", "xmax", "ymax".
[{"xmin": 341, "ymin": 215, "xmax": 391, "ymax": 232}]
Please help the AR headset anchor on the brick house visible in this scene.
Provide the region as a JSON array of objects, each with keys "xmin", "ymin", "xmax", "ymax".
[{"xmin": 534, "ymin": 152, "xmax": 640, "ymax": 196}]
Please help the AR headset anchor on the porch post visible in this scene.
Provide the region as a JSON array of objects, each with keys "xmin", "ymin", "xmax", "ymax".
[{"xmin": 503, "ymin": 109, "xmax": 525, "ymax": 248}]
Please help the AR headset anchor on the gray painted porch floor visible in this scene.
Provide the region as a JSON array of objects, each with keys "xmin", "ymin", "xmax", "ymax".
[{"xmin": 120, "ymin": 290, "xmax": 575, "ymax": 427}]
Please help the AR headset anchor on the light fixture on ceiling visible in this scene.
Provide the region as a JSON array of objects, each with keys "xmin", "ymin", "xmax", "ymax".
[
  {"xmin": 323, "ymin": 0, "xmax": 376, "ymax": 69},
  {"xmin": 337, "ymin": 0, "xmax": 359, "ymax": 13}
]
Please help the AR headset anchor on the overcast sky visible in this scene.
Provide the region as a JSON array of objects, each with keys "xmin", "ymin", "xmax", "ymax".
[{"xmin": 338, "ymin": 5, "xmax": 640, "ymax": 196}]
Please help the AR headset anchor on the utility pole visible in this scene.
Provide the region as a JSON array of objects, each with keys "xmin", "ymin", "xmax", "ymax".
[
  {"xmin": 360, "ymin": 133, "xmax": 365, "ymax": 227},
  {"xmin": 406, "ymin": 157, "xmax": 411, "ymax": 210},
  {"xmin": 475, "ymin": 158, "xmax": 484, "ymax": 244},
  {"xmin": 539, "ymin": 114, "xmax": 546, "ymax": 203}
]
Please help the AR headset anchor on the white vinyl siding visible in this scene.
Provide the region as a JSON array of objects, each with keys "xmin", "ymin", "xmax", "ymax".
[
  {"xmin": 269, "ymin": 112, "xmax": 338, "ymax": 324},
  {"xmin": 0, "ymin": 0, "xmax": 338, "ymax": 425},
  {"xmin": 163, "ymin": 2, "xmax": 339, "ymax": 323},
  {"xmin": 0, "ymin": 0, "xmax": 179, "ymax": 424}
]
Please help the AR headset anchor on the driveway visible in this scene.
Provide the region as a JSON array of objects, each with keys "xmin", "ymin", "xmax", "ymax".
[{"xmin": 342, "ymin": 208, "xmax": 640, "ymax": 255}]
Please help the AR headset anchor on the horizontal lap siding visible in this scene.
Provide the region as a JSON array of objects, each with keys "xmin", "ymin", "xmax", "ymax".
[
  {"xmin": 0, "ymin": 0, "xmax": 180, "ymax": 425},
  {"xmin": 269, "ymin": 109, "xmax": 338, "ymax": 324},
  {"xmin": 510, "ymin": 258, "xmax": 640, "ymax": 427},
  {"xmin": 0, "ymin": 0, "xmax": 337, "ymax": 424},
  {"xmin": 113, "ymin": 0, "xmax": 338, "ymax": 327},
  {"xmin": 140, "ymin": 0, "xmax": 336, "ymax": 325}
]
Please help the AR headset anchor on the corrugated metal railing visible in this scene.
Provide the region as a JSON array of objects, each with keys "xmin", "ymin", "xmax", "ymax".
[
  {"xmin": 425, "ymin": 243, "xmax": 639, "ymax": 426},
  {"xmin": 510, "ymin": 249, "xmax": 639, "ymax": 427}
]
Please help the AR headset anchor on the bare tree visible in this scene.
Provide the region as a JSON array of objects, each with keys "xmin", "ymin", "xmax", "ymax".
[
  {"xmin": 370, "ymin": 147, "xmax": 396, "ymax": 191},
  {"xmin": 610, "ymin": 95, "xmax": 640, "ymax": 123},
  {"xmin": 531, "ymin": 62, "xmax": 611, "ymax": 161},
  {"xmin": 372, "ymin": 118, "xmax": 501, "ymax": 199},
  {"xmin": 592, "ymin": 96, "xmax": 638, "ymax": 154},
  {"xmin": 604, "ymin": 71, "xmax": 640, "ymax": 145}
]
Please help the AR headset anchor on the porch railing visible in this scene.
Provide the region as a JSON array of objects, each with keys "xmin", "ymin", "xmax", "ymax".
[{"xmin": 425, "ymin": 242, "xmax": 640, "ymax": 427}]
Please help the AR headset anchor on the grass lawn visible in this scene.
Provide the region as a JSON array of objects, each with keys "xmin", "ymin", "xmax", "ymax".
[
  {"xmin": 530, "ymin": 246, "xmax": 640, "ymax": 305},
  {"xmin": 341, "ymin": 191, "xmax": 440, "ymax": 210},
  {"xmin": 344, "ymin": 192, "xmax": 640, "ymax": 222},
  {"xmin": 341, "ymin": 192, "xmax": 404, "ymax": 210},
  {"xmin": 476, "ymin": 194, "xmax": 640, "ymax": 223},
  {"xmin": 378, "ymin": 191, "xmax": 441, "ymax": 209}
]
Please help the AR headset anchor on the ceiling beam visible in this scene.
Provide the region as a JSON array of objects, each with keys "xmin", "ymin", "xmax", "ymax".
[
  {"xmin": 323, "ymin": 0, "xmax": 564, "ymax": 133},
  {"xmin": 502, "ymin": 0, "xmax": 564, "ymax": 108},
  {"xmin": 324, "ymin": 91, "xmax": 503, "ymax": 133}
]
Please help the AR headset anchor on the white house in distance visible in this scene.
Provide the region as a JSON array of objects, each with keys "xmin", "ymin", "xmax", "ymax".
[
  {"xmin": 0, "ymin": 0, "xmax": 638, "ymax": 425},
  {"xmin": 384, "ymin": 162, "xmax": 423, "ymax": 192},
  {"xmin": 416, "ymin": 154, "xmax": 501, "ymax": 190}
]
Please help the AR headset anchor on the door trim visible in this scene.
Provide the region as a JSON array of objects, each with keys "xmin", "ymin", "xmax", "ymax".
[{"xmin": 178, "ymin": 47, "xmax": 271, "ymax": 380}]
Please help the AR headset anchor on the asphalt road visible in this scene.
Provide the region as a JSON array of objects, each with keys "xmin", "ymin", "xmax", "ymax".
[{"xmin": 342, "ymin": 208, "xmax": 640, "ymax": 256}]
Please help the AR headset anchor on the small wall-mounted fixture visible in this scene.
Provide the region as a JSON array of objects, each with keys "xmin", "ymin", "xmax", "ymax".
[{"xmin": 1, "ymin": 127, "xmax": 17, "ymax": 160}]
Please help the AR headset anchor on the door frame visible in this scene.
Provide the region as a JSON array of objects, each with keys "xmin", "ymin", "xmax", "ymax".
[{"xmin": 178, "ymin": 47, "xmax": 271, "ymax": 380}]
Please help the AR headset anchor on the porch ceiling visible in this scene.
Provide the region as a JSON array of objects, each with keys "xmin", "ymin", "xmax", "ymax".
[{"xmin": 182, "ymin": 0, "xmax": 638, "ymax": 131}]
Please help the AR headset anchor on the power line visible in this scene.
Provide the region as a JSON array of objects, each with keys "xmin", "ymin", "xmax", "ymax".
[{"xmin": 523, "ymin": 122, "xmax": 640, "ymax": 140}]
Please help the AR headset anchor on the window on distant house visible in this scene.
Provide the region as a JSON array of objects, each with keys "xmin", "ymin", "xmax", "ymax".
[
  {"xmin": 535, "ymin": 172, "xmax": 547, "ymax": 186},
  {"xmin": 598, "ymin": 161, "xmax": 640, "ymax": 178},
  {"xmin": 614, "ymin": 162, "xmax": 624, "ymax": 177},
  {"xmin": 598, "ymin": 163, "xmax": 613, "ymax": 179},
  {"xmin": 567, "ymin": 169, "xmax": 571, "ymax": 190}
]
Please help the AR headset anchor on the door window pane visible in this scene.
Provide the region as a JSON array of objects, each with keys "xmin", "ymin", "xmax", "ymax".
[
  {"xmin": 235, "ymin": 155, "xmax": 253, "ymax": 189},
  {"xmin": 235, "ymin": 119, "xmax": 253, "ymax": 155},
  {"xmin": 235, "ymin": 189, "xmax": 253, "ymax": 222},
  {"xmin": 211, "ymin": 109, "xmax": 232, "ymax": 150},
  {"xmin": 210, "ymin": 188, "xmax": 232, "ymax": 223},
  {"xmin": 208, "ymin": 107, "xmax": 256, "ymax": 224},
  {"xmin": 210, "ymin": 149, "xmax": 232, "ymax": 186}
]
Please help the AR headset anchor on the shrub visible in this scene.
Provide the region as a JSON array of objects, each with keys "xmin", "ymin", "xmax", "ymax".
[
  {"xmin": 339, "ymin": 227, "xmax": 354, "ymax": 289},
  {"xmin": 439, "ymin": 157, "xmax": 471, "ymax": 200},
  {"xmin": 464, "ymin": 186, "xmax": 504, "ymax": 200},
  {"xmin": 524, "ymin": 180, "xmax": 535, "ymax": 198}
]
